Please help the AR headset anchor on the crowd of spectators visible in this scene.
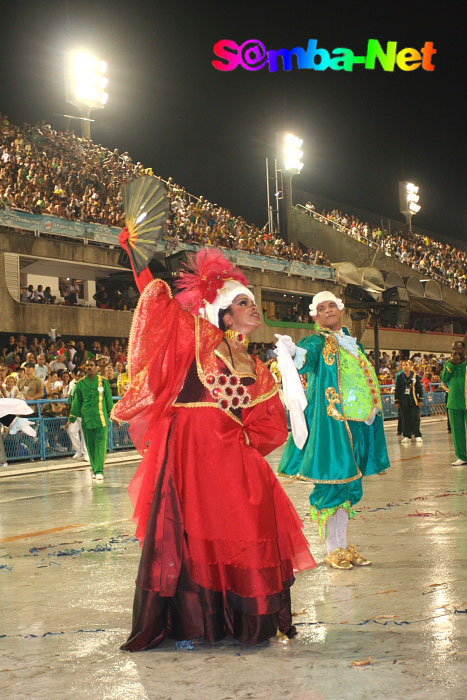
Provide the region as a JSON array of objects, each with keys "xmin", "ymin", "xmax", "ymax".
[
  {"xmin": 166, "ymin": 185, "xmax": 331, "ymax": 266},
  {"xmin": 0, "ymin": 113, "xmax": 330, "ymax": 270},
  {"xmin": 303, "ymin": 202, "xmax": 467, "ymax": 294},
  {"xmin": 0, "ymin": 334, "xmax": 130, "ymax": 405},
  {"xmin": 364, "ymin": 350, "xmax": 448, "ymax": 394}
]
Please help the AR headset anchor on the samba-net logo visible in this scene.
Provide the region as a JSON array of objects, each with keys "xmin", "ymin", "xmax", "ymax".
[{"xmin": 212, "ymin": 39, "xmax": 436, "ymax": 73}]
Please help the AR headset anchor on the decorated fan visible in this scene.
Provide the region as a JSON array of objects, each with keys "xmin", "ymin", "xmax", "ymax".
[{"xmin": 120, "ymin": 175, "xmax": 169, "ymax": 275}]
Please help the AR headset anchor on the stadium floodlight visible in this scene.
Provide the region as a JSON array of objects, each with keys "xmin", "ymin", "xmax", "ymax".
[
  {"xmin": 283, "ymin": 133, "xmax": 304, "ymax": 174},
  {"xmin": 64, "ymin": 50, "xmax": 109, "ymax": 138},
  {"xmin": 399, "ymin": 180, "xmax": 421, "ymax": 233}
]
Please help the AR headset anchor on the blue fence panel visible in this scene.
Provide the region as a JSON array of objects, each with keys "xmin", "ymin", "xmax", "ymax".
[{"xmin": 2, "ymin": 397, "xmax": 135, "ymax": 464}]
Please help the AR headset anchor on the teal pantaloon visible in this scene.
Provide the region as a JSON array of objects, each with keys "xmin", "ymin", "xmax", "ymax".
[
  {"xmin": 310, "ymin": 420, "xmax": 372, "ymax": 511},
  {"xmin": 83, "ymin": 425, "xmax": 108, "ymax": 475},
  {"xmin": 448, "ymin": 409, "xmax": 467, "ymax": 462}
]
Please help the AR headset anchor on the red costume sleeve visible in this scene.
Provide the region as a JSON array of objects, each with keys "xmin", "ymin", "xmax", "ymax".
[
  {"xmin": 112, "ymin": 279, "xmax": 197, "ymax": 543},
  {"xmin": 112, "ymin": 278, "xmax": 196, "ymax": 438},
  {"xmin": 243, "ymin": 391, "xmax": 288, "ymax": 457}
]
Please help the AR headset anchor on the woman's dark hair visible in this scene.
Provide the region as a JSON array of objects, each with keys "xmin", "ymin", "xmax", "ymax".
[{"xmin": 218, "ymin": 305, "xmax": 232, "ymax": 332}]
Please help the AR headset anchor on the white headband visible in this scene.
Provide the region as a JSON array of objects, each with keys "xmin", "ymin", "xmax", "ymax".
[
  {"xmin": 201, "ymin": 280, "xmax": 255, "ymax": 327},
  {"xmin": 309, "ymin": 291, "xmax": 344, "ymax": 317}
]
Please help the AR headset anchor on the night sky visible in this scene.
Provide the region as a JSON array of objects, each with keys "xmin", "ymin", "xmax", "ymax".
[{"xmin": 1, "ymin": 1, "xmax": 465, "ymax": 241}]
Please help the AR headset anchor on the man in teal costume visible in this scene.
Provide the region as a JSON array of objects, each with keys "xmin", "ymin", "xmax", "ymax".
[
  {"xmin": 441, "ymin": 340, "xmax": 467, "ymax": 466},
  {"xmin": 66, "ymin": 359, "xmax": 114, "ymax": 480},
  {"xmin": 277, "ymin": 291, "xmax": 390, "ymax": 569}
]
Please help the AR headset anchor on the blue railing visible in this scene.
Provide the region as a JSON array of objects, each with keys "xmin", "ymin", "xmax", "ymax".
[
  {"xmin": 3, "ymin": 385, "xmax": 446, "ymax": 463},
  {"xmin": 2, "ymin": 397, "xmax": 134, "ymax": 463}
]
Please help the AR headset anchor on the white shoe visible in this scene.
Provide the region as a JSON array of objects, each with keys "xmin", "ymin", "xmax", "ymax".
[
  {"xmin": 1, "ymin": 462, "xmax": 8, "ymax": 467},
  {"xmin": 95, "ymin": 473, "xmax": 104, "ymax": 481},
  {"xmin": 72, "ymin": 452, "xmax": 83, "ymax": 459},
  {"xmin": 451, "ymin": 459, "xmax": 467, "ymax": 466},
  {"xmin": 415, "ymin": 437, "xmax": 423, "ymax": 443},
  {"xmin": 401, "ymin": 437, "xmax": 411, "ymax": 444}
]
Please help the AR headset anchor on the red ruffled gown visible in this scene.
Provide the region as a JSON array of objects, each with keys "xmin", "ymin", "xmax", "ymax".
[{"xmin": 113, "ymin": 280, "xmax": 316, "ymax": 649}]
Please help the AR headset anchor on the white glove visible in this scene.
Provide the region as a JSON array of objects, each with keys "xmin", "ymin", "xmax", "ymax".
[
  {"xmin": 274, "ymin": 334, "xmax": 297, "ymax": 358},
  {"xmin": 274, "ymin": 335, "xmax": 308, "ymax": 449}
]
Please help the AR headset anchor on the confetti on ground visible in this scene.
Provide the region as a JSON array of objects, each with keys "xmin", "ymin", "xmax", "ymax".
[{"xmin": 352, "ymin": 658, "xmax": 371, "ymax": 667}]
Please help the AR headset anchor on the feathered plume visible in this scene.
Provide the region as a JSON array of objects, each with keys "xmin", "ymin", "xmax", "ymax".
[{"xmin": 175, "ymin": 248, "xmax": 249, "ymax": 314}]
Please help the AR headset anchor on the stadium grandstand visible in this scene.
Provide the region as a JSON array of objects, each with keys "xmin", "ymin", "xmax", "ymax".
[{"xmin": 1, "ymin": 112, "xmax": 466, "ymax": 361}]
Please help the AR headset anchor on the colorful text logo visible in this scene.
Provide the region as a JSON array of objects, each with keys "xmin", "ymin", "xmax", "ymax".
[{"xmin": 212, "ymin": 39, "xmax": 436, "ymax": 73}]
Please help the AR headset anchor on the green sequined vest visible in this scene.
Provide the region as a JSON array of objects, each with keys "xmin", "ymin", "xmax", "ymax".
[{"xmin": 340, "ymin": 349, "xmax": 382, "ymax": 421}]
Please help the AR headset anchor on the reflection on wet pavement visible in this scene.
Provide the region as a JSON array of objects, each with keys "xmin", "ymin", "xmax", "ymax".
[{"xmin": 1, "ymin": 417, "xmax": 466, "ymax": 699}]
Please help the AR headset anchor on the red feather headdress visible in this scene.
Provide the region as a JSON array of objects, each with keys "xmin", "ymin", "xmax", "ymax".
[{"xmin": 175, "ymin": 248, "xmax": 250, "ymax": 317}]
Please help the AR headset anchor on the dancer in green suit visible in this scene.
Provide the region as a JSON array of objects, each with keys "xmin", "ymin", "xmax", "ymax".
[
  {"xmin": 441, "ymin": 340, "xmax": 467, "ymax": 466},
  {"xmin": 66, "ymin": 359, "xmax": 114, "ymax": 480},
  {"xmin": 276, "ymin": 291, "xmax": 390, "ymax": 569}
]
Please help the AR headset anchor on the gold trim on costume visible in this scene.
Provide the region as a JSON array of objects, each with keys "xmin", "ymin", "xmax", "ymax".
[
  {"xmin": 173, "ymin": 401, "xmax": 245, "ymax": 426},
  {"xmin": 97, "ymin": 375, "xmax": 106, "ymax": 427},
  {"xmin": 277, "ymin": 471, "xmax": 362, "ymax": 485},
  {"xmin": 326, "ymin": 387, "xmax": 345, "ymax": 421},
  {"xmin": 323, "ymin": 333, "xmax": 338, "ymax": 366},
  {"xmin": 214, "ymin": 348, "xmax": 257, "ymax": 379}
]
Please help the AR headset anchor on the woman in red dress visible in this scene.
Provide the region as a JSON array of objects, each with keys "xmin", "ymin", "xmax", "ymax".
[{"xmin": 113, "ymin": 249, "xmax": 316, "ymax": 649}]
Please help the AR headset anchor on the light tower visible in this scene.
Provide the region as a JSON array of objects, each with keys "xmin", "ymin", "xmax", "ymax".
[
  {"xmin": 282, "ymin": 132, "xmax": 304, "ymax": 241},
  {"xmin": 399, "ymin": 181, "xmax": 421, "ymax": 234},
  {"xmin": 64, "ymin": 50, "xmax": 109, "ymax": 139}
]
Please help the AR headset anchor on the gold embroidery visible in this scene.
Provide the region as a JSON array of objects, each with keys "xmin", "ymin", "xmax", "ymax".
[
  {"xmin": 326, "ymin": 387, "xmax": 345, "ymax": 421},
  {"xmin": 173, "ymin": 402, "xmax": 245, "ymax": 426},
  {"xmin": 323, "ymin": 333, "xmax": 338, "ymax": 366}
]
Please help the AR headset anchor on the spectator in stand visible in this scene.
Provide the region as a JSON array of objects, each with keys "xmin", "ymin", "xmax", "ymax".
[
  {"xmin": 94, "ymin": 284, "xmax": 110, "ymax": 308},
  {"xmin": 114, "ymin": 344, "xmax": 127, "ymax": 364},
  {"xmin": 34, "ymin": 285, "xmax": 45, "ymax": 303},
  {"xmin": 60, "ymin": 371, "xmax": 71, "ymax": 399},
  {"xmin": 115, "ymin": 361, "xmax": 130, "ymax": 396},
  {"xmin": 1, "ymin": 375, "xmax": 22, "ymax": 398},
  {"xmin": 96, "ymin": 355, "xmax": 108, "ymax": 376},
  {"xmin": 104, "ymin": 364, "xmax": 118, "ymax": 396},
  {"xmin": 302, "ymin": 200, "xmax": 467, "ymax": 294},
  {"xmin": 45, "ymin": 371, "xmax": 62, "ymax": 397},
  {"xmin": 67, "ymin": 279, "xmax": 80, "ymax": 306},
  {"xmin": 34, "ymin": 354, "xmax": 49, "ymax": 382},
  {"xmin": 0, "ymin": 364, "xmax": 8, "ymax": 386},
  {"xmin": 43, "ymin": 286, "xmax": 56, "ymax": 304},
  {"xmin": 73, "ymin": 341, "xmax": 94, "ymax": 369},
  {"xmin": 17, "ymin": 362, "xmax": 44, "ymax": 404},
  {"xmin": 49, "ymin": 353, "xmax": 67, "ymax": 373}
]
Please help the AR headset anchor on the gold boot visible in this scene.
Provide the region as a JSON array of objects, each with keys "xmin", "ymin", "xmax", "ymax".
[
  {"xmin": 274, "ymin": 630, "xmax": 290, "ymax": 645},
  {"xmin": 347, "ymin": 544, "xmax": 372, "ymax": 566},
  {"xmin": 325, "ymin": 547, "xmax": 353, "ymax": 570}
]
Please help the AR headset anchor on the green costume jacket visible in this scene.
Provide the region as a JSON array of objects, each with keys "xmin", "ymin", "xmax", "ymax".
[
  {"xmin": 441, "ymin": 360, "xmax": 467, "ymax": 410},
  {"xmin": 278, "ymin": 328, "xmax": 389, "ymax": 483},
  {"xmin": 69, "ymin": 374, "xmax": 114, "ymax": 428}
]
